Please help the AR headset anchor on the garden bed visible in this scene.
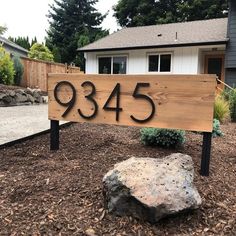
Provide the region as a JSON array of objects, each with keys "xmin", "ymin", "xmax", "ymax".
[{"xmin": 0, "ymin": 123, "xmax": 235, "ymax": 235}]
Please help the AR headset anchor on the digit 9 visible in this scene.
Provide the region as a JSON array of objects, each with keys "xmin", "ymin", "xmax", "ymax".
[{"xmin": 54, "ymin": 81, "xmax": 76, "ymax": 117}]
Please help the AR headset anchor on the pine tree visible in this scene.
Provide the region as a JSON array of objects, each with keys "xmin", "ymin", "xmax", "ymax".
[
  {"xmin": 46, "ymin": 0, "xmax": 108, "ymax": 67},
  {"xmin": 8, "ymin": 36, "xmax": 32, "ymax": 50}
]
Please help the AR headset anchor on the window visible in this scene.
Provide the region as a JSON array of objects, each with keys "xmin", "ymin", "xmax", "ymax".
[
  {"xmin": 148, "ymin": 53, "xmax": 171, "ymax": 72},
  {"xmin": 98, "ymin": 56, "xmax": 127, "ymax": 74},
  {"xmin": 99, "ymin": 57, "xmax": 111, "ymax": 74}
]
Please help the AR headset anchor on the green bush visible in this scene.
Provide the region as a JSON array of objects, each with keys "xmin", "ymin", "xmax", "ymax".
[
  {"xmin": 228, "ymin": 89, "xmax": 236, "ymax": 122},
  {"xmin": 140, "ymin": 128, "xmax": 185, "ymax": 148},
  {"xmin": 214, "ymin": 95, "xmax": 229, "ymax": 123},
  {"xmin": 212, "ymin": 118, "xmax": 223, "ymax": 137},
  {"xmin": 29, "ymin": 43, "xmax": 54, "ymax": 62},
  {"xmin": 12, "ymin": 55, "xmax": 24, "ymax": 85},
  {"xmin": 0, "ymin": 45, "xmax": 15, "ymax": 85}
]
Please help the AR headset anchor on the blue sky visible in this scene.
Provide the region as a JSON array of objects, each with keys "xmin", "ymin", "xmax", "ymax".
[{"xmin": 0, "ymin": 0, "xmax": 119, "ymax": 43}]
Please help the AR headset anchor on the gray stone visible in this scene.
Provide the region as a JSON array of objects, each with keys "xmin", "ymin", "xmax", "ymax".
[
  {"xmin": 15, "ymin": 93, "xmax": 28, "ymax": 103},
  {"xmin": 2, "ymin": 95, "xmax": 13, "ymax": 104},
  {"xmin": 103, "ymin": 153, "xmax": 201, "ymax": 223},
  {"xmin": 27, "ymin": 94, "xmax": 35, "ymax": 103},
  {"xmin": 0, "ymin": 92, "xmax": 6, "ymax": 100},
  {"xmin": 15, "ymin": 89, "xmax": 25, "ymax": 94},
  {"xmin": 25, "ymin": 87, "xmax": 34, "ymax": 96},
  {"xmin": 8, "ymin": 91, "xmax": 15, "ymax": 97}
]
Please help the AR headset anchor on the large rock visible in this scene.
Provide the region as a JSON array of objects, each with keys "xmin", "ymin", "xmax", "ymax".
[{"xmin": 103, "ymin": 153, "xmax": 201, "ymax": 223}]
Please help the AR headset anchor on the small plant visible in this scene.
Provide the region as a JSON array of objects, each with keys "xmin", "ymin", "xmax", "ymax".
[
  {"xmin": 0, "ymin": 45, "xmax": 15, "ymax": 85},
  {"xmin": 214, "ymin": 95, "xmax": 230, "ymax": 123},
  {"xmin": 140, "ymin": 128, "xmax": 185, "ymax": 148},
  {"xmin": 12, "ymin": 55, "xmax": 24, "ymax": 85},
  {"xmin": 229, "ymin": 89, "xmax": 236, "ymax": 122},
  {"xmin": 212, "ymin": 118, "xmax": 223, "ymax": 137}
]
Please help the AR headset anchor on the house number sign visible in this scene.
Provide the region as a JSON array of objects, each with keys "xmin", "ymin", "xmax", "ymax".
[
  {"xmin": 48, "ymin": 74, "xmax": 216, "ymax": 132},
  {"xmin": 54, "ymin": 81, "xmax": 155, "ymax": 123},
  {"xmin": 48, "ymin": 73, "xmax": 216, "ymax": 176}
]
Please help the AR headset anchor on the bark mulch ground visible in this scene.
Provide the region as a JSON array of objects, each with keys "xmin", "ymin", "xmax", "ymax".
[{"xmin": 0, "ymin": 123, "xmax": 235, "ymax": 235}]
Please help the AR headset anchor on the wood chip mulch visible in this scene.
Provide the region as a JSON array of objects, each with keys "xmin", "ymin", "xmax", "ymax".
[{"xmin": 0, "ymin": 122, "xmax": 235, "ymax": 235}]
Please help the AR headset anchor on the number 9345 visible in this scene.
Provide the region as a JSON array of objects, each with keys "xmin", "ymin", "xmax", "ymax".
[{"xmin": 54, "ymin": 81, "xmax": 156, "ymax": 123}]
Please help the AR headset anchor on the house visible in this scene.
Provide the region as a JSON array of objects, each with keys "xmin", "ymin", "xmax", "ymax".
[
  {"xmin": 0, "ymin": 36, "xmax": 28, "ymax": 57},
  {"xmin": 78, "ymin": 1, "xmax": 236, "ymax": 89}
]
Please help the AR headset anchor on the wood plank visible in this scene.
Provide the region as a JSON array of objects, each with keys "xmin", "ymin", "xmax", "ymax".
[{"xmin": 48, "ymin": 74, "xmax": 216, "ymax": 132}]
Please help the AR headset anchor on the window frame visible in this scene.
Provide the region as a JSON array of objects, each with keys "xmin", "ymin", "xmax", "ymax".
[
  {"xmin": 146, "ymin": 52, "xmax": 173, "ymax": 74},
  {"xmin": 97, "ymin": 54, "xmax": 128, "ymax": 74}
]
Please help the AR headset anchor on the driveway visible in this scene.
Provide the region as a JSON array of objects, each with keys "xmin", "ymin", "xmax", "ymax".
[{"xmin": 0, "ymin": 104, "xmax": 64, "ymax": 145}]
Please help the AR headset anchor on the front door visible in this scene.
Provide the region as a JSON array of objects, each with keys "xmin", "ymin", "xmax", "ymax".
[{"xmin": 204, "ymin": 55, "xmax": 225, "ymax": 91}]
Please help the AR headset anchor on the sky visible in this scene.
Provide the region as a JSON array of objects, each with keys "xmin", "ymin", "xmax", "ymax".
[{"xmin": 0, "ymin": 0, "xmax": 119, "ymax": 43}]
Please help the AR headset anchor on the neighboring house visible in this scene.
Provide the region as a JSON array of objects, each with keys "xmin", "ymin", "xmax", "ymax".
[
  {"xmin": 0, "ymin": 36, "xmax": 28, "ymax": 57},
  {"xmin": 78, "ymin": 1, "xmax": 236, "ymax": 88}
]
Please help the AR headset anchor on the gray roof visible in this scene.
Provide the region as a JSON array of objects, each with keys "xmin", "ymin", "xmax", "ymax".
[
  {"xmin": 79, "ymin": 18, "xmax": 228, "ymax": 52},
  {"xmin": 0, "ymin": 36, "xmax": 29, "ymax": 54}
]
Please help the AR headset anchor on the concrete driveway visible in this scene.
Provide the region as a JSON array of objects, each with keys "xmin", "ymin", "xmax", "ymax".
[{"xmin": 0, "ymin": 104, "xmax": 63, "ymax": 145}]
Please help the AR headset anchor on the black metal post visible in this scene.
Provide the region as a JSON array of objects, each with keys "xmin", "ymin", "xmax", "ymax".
[
  {"xmin": 50, "ymin": 120, "xmax": 59, "ymax": 150},
  {"xmin": 200, "ymin": 132, "xmax": 212, "ymax": 176}
]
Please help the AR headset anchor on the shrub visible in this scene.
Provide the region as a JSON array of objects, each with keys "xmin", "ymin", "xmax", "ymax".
[
  {"xmin": 212, "ymin": 118, "xmax": 223, "ymax": 137},
  {"xmin": 214, "ymin": 95, "xmax": 230, "ymax": 123},
  {"xmin": 28, "ymin": 43, "xmax": 54, "ymax": 62},
  {"xmin": 228, "ymin": 89, "xmax": 236, "ymax": 122},
  {"xmin": 12, "ymin": 55, "xmax": 24, "ymax": 85},
  {"xmin": 140, "ymin": 128, "xmax": 185, "ymax": 148},
  {"xmin": 0, "ymin": 45, "xmax": 15, "ymax": 85}
]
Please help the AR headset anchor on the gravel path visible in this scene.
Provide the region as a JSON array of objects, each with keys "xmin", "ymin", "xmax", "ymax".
[{"xmin": 0, "ymin": 104, "xmax": 64, "ymax": 145}]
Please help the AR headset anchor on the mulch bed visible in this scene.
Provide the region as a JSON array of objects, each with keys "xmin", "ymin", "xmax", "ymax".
[{"xmin": 0, "ymin": 123, "xmax": 235, "ymax": 235}]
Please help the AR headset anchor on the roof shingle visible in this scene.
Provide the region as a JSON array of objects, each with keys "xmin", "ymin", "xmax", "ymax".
[{"xmin": 79, "ymin": 18, "xmax": 228, "ymax": 52}]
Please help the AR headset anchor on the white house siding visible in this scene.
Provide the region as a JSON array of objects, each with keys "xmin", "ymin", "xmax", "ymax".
[{"xmin": 84, "ymin": 45, "xmax": 225, "ymax": 75}]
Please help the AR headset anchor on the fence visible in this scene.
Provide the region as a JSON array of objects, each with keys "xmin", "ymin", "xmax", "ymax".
[{"xmin": 20, "ymin": 57, "xmax": 82, "ymax": 92}]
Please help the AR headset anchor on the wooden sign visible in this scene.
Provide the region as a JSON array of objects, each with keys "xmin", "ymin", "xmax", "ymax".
[{"xmin": 48, "ymin": 74, "xmax": 216, "ymax": 132}]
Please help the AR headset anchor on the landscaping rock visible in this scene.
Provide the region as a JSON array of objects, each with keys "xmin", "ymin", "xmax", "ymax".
[
  {"xmin": 8, "ymin": 90, "xmax": 15, "ymax": 97},
  {"xmin": 0, "ymin": 92, "xmax": 6, "ymax": 100},
  {"xmin": 27, "ymin": 94, "xmax": 35, "ymax": 103},
  {"xmin": 15, "ymin": 89, "xmax": 25, "ymax": 94},
  {"xmin": 15, "ymin": 93, "xmax": 28, "ymax": 103},
  {"xmin": 0, "ymin": 88, "xmax": 46, "ymax": 106},
  {"xmin": 103, "ymin": 153, "xmax": 201, "ymax": 223},
  {"xmin": 2, "ymin": 95, "xmax": 13, "ymax": 104}
]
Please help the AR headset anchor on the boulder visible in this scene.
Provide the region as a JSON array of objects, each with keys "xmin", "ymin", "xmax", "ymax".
[{"xmin": 103, "ymin": 153, "xmax": 201, "ymax": 223}]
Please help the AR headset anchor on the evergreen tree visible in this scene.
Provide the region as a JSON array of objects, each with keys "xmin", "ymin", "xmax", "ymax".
[
  {"xmin": 31, "ymin": 36, "xmax": 38, "ymax": 47},
  {"xmin": 47, "ymin": 0, "xmax": 108, "ymax": 67},
  {"xmin": 8, "ymin": 36, "xmax": 36, "ymax": 50},
  {"xmin": 28, "ymin": 43, "xmax": 54, "ymax": 62},
  {"xmin": 114, "ymin": 0, "xmax": 228, "ymax": 27},
  {"xmin": 0, "ymin": 25, "xmax": 7, "ymax": 35}
]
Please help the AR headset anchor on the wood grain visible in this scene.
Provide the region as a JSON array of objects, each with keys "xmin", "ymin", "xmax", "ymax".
[
  {"xmin": 48, "ymin": 74, "xmax": 216, "ymax": 132},
  {"xmin": 20, "ymin": 58, "xmax": 82, "ymax": 92}
]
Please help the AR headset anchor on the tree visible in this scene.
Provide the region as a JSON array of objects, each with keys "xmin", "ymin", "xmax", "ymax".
[
  {"xmin": 46, "ymin": 0, "xmax": 108, "ymax": 67},
  {"xmin": 113, "ymin": 0, "xmax": 228, "ymax": 27},
  {"xmin": 0, "ymin": 25, "xmax": 7, "ymax": 35},
  {"xmin": 8, "ymin": 36, "xmax": 38, "ymax": 50},
  {"xmin": 178, "ymin": 0, "xmax": 228, "ymax": 22},
  {"xmin": 0, "ymin": 45, "xmax": 15, "ymax": 85},
  {"xmin": 28, "ymin": 43, "xmax": 54, "ymax": 62}
]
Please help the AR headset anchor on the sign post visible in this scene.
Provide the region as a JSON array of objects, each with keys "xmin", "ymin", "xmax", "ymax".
[{"xmin": 48, "ymin": 74, "xmax": 216, "ymax": 176}]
